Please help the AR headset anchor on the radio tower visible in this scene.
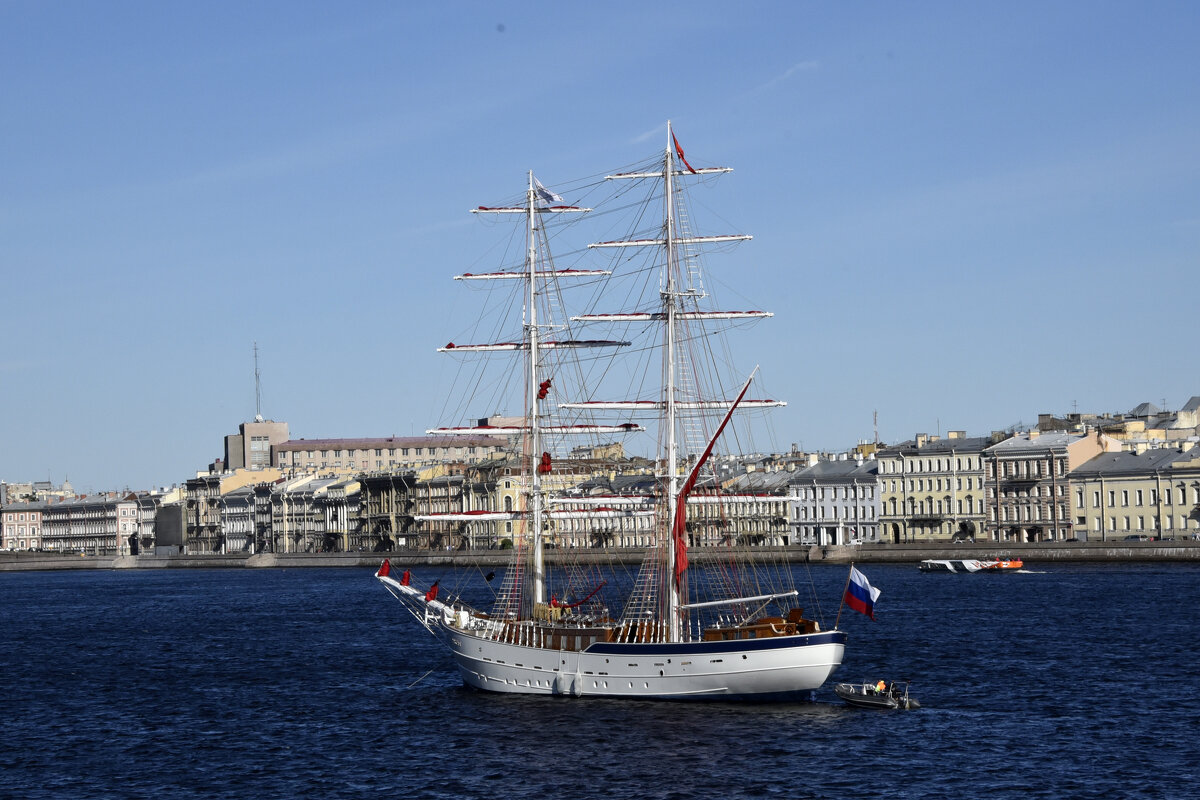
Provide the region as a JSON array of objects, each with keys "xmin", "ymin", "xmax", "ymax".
[{"xmin": 254, "ymin": 342, "xmax": 264, "ymax": 422}]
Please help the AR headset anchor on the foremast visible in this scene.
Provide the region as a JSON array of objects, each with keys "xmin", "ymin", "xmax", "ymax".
[
  {"xmin": 523, "ymin": 172, "xmax": 547, "ymax": 607},
  {"xmin": 432, "ymin": 174, "xmax": 628, "ymax": 620}
]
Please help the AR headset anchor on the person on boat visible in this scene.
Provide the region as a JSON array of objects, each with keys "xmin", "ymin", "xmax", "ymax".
[{"xmin": 876, "ymin": 680, "xmax": 886, "ymax": 693}]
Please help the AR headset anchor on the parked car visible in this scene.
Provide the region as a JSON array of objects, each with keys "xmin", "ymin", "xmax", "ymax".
[{"xmin": 1123, "ymin": 534, "xmax": 1149, "ymax": 541}]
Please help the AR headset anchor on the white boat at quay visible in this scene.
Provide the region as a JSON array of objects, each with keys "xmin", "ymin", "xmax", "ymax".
[{"xmin": 377, "ymin": 123, "xmax": 846, "ymax": 699}]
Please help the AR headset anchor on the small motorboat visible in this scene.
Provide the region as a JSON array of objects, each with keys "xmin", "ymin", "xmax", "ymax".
[
  {"xmin": 919, "ymin": 558, "xmax": 1024, "ymax": 573},
  {"xmin": 834, "ymin": 680, "xmax": 920, "ymax": 710}
]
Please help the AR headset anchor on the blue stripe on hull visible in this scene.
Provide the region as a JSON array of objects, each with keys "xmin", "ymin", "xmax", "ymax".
[{"xmin": 584, "ymin": 630, "xmax": 846, "ymax": 657}]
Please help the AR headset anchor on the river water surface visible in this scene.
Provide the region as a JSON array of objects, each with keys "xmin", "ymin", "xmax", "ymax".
[{"xmin": 3, "ymin": 563, "xmax": 1197, "ymax": 799}]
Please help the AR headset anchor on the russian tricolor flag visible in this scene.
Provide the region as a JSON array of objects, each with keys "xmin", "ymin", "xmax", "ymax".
[{"xmin": 844, "ymin": 566, "xmax": 882, "ymax": 620}]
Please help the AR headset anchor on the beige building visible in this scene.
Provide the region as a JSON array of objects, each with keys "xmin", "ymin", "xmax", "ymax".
[
  {"xmin": 1069, "ymin": 445, "xmax": 1200, "ymax": 540},
  {"xmin": 984, "ymin": 430, "xmax": 1120, "ymax": 542},
  {"xmin": 274, "ymin": 435, "xmax": 508, "ymax": 476},
  {"xmin": 876, "ymin": 432, "xmax": 996, "ymax": 544}
]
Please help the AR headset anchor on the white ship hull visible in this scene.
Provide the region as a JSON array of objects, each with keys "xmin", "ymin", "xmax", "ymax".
[{"xmin": 442, "ymin": 620, "xmax": 846, "ymax": 699}]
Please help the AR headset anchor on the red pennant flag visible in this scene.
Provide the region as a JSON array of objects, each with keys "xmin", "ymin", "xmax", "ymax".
[
  {"xmin": 400, "ymin": 569, "xmax": 411, "ymax": 586},
  {"xmin": 672, "ymin": 131, "xmax": 697, "ymax": 174},
  {"xmin": 376, "ymin": 559, "xmax": 391, "ymax": 578},
  {"xmin": 425, "ymin": 581, "xmax": 440, "ymax": 602}
]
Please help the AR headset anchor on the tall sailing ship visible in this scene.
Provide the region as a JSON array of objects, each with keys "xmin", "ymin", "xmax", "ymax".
[{"xmin": 377, "ymin": 123, "xmax": 846, "ymax": 699}]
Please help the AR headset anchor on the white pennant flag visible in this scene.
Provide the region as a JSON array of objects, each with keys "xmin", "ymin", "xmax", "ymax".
[{"xmin": 534, "ymin": 176, "xmax": 563, "ymax": 204}]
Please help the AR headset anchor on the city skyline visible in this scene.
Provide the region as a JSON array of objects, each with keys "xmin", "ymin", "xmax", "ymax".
[{"xmin": 4, "ymin": 2, "xmax": 1199, "ymax": 492}]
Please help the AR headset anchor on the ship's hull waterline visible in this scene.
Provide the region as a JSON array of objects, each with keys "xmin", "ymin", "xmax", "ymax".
[{"xmin": 443, "ymin": 620, "xmax": 847, "ymax": 699}]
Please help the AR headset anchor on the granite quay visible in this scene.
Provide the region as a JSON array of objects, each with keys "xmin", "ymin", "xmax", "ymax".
[{"xmin": 4, "ymin": 540, "xmax": 1200, "ymax": 572}]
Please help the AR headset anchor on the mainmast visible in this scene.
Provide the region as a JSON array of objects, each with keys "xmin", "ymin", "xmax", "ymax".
[{"xmin": 663, "ymin": 123, "xmax": 682, "ymax": 641}]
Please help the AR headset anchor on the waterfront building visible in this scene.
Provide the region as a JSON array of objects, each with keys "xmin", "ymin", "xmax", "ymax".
[
  {"xmin": 358, "ymin": 471, "xmax": 419, "ymax": 550},
  {"xmin": 984, "ymin": 430, "xmax": 1120, "ymax": 542},
  {"xmin": 264, "ymin": 474, "xmax": 362, "ymax": 553},
  {"xmin": 273, "ymin": 435, "xmax": 508, "ymax": 475},
  {"xmin": 1069, "ymin": 445, "xmax": 1200, "ymax": 540},
  {"xmin": 876, "ymin": 432, "xmax": 995, "ymax": 543},
  {"xmin": 321, "ymin": 478, "xmax": 362, "ymax": 553},
  {"xmin": 217, "ymin": 487, "xmax": 256, "ymax": 553},
  {"xmin": 2, "ymin": 503, "xmax": 43, "ymax": 550},
  {"xmin": 710, "ymin": 469, "xmax": 793, "ymax": 547},
  {"xmin": 130, "ymin": 492, "xmax": 164, "ymax": 555},
  {"xmin": 788, "ymin": 455, "xmax": 880, "ymax": 546},
  {"xmin": 564, "ymin": 472, "xmax": 659, "ymax": 549},
  {"xmin": 184, "ymin": 468, "xmax": 281, "ymax": 553},
  {"xmin": 39, "ymin": 493, "xmax": 140, "ymax": 555}
]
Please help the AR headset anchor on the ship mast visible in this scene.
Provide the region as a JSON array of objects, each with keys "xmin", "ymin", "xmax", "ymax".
[
  {"xmin": 663, "ymin": 123, "xmax": 682, "ymax": 641},
  {"xmin": 526, "ymin": 171, "xmax": 546, "ymax": 609}
]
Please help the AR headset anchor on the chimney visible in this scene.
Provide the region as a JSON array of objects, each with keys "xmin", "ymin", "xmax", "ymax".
[
  {"xmin": 948, "ymin": 430, "xmax": 965, "ymax": 440},
  {"xmin": 915, "ymin": 433, "xmax": 928, "ymax": 448}
]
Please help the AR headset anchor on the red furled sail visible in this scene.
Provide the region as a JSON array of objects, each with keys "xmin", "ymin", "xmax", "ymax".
[
  {"xmin": 670, "ymin": 373, "xmax": 754, "ymax": 586},
  {"xmin": 672, "ymin": 131, "xmax": 697, "ymax": 174}
]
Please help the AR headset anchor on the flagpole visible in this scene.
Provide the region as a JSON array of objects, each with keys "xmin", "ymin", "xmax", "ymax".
[{"xmin": 834, "ymin": 562, "xmax": 854, "ymax": 630}]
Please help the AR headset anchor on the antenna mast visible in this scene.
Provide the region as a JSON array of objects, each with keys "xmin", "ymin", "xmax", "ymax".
[{"xmin": 254, "ymin": 342, "xmax": 264, "ymax": 422}]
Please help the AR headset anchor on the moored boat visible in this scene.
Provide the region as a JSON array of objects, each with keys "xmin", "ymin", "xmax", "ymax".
[{"xmin": 376, "ymin": 123, "xmax": 845, "ymax": 699}]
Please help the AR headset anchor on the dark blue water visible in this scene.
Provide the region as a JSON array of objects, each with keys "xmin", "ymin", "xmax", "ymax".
[{"xmin": 3, "ymin": 563, "xmax": 1197, "ymax": 799}]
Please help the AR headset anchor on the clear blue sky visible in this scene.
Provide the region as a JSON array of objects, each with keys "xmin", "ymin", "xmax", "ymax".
[{"xmin": 3, "ymin": 1, "xmax": 1198, "ymax": 493}]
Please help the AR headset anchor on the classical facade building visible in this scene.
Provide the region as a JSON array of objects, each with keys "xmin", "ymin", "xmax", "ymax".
[
  {"xmin": 788, "ymin": 456, "xmax": 879, "ymax": 546},
  {"xmin": 2, "ymin": 503, "xmax": 43, "ymax": 550},
  {"xmin": 184, "ymin": 468, "xmax": 281, "ymax": 553},
  {"xmin": 984, "ymin": 430, "xmax": 1120, "ymax": 542},
  {"xmin": 39, "ymin": 493, "xmax": 141, "ymax": 555},
  {"xmin": 1069, "ymin": 446, "xmax": 1200, "ymax": 540},
  {"xmin": 274, "ymin": 435, "xmax": 508, "ymax": 475},
  {"xmin": 707, "ymin": 470, "xmax": 793, "ymax": 547},
  {"xmin": 876, "ymin": 432, "xmax": 995, "ymax": 543},
  {"xmin": 358, "ymin": 472, "xmax": 419, "ymax": 550}
]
